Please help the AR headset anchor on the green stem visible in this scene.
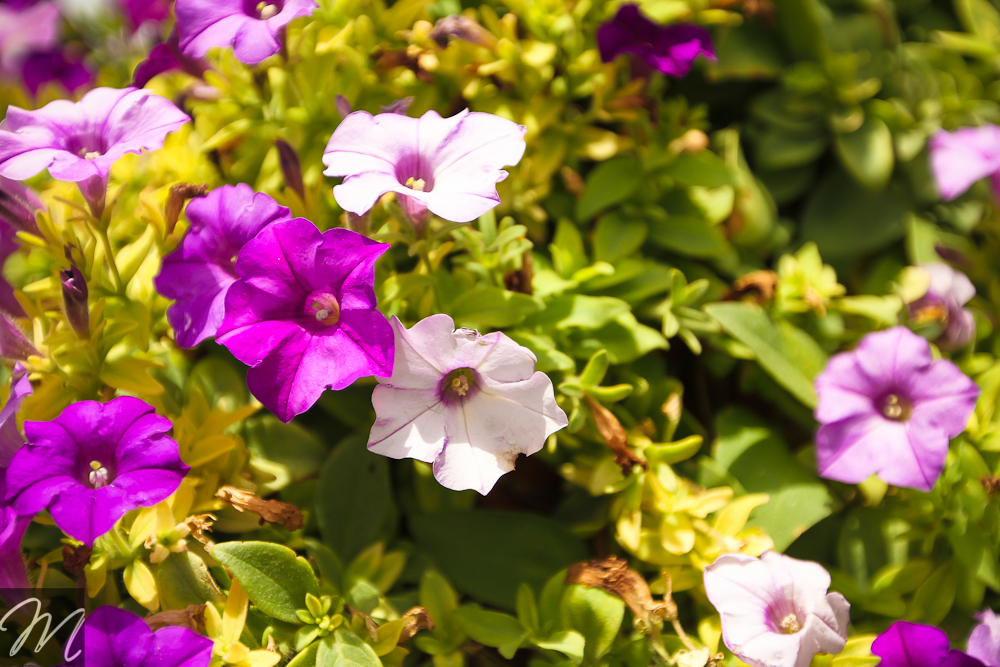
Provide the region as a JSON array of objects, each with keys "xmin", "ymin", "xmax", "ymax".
[{"xmin": 94, "ymin": 223, "xmax": 124, "ymax": 295}]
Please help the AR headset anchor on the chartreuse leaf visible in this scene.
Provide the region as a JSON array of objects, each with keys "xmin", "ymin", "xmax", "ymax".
[
  {"xmin": 559, "ymin": 585, "xmax": 625, "ymax": 662},
  {"xmin": 704, "ymin": 302, "xmax": 821, "ymax": 408},
  {"xmin": 410, "ymin": 511, "xmax": 587, "ymax": 610},
  {"xmin": 453, "ymin": 605, "xmax": 529, "ymax": 658},
  {"xmin": 211, "ymin": 542, "xmax": 320, "ymax": 623},
  {"xmin": 155, "ymin": 551, "xmax": 225, "ymax": 610},
  {"xmin": 593, "ymin": 212, "xmax": 647, "ymax": 263},
  {"xmin": 317, "ymin": 436, "xmax": 397, "ymax": 563},
  {"xmin": 711, "ymin": 408, "xmax": 835, "ymax": 550},
  {"xmin": 834, "ymin": 116, "xmax": 894, "ymax": 191},
  {"xmin": 316, "ymin": 628, "xmax": 381, "ymax": 667},
  {"xmin": 450, "ymin": 286, "xmax": 544, "ymax": 328}
]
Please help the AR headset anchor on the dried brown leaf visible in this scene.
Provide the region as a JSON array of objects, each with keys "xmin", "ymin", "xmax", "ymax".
[{"xmin": 216, "ymin": 486, "xmax": 304, "ymax": 531}]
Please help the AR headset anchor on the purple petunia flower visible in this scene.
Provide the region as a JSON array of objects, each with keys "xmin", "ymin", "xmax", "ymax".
[
  {"xmin": 0, "ymin": 363, "xmax": 32, "ymax": 476},
  {"xmin": 0, "ymin": 1, "xmax": 59, "ymax": 74},
  {"xmin": 121, "ymin": 0, "xmax": 172, "ymax": 32},
  {"xmin": 873, "ymin": 622, "xmax": 985, "ymax": 667},
  {"xmin": 322, "ymin": 109, "xmax": 527, "ymax": 226},
  {"xmin": 216, "ymin": 218, "xmax": 394, "ymax": 423},
  {"xmin": 703, "ymin": 551, "xmax": 849, "ymax": 667},
  {"xmin": 4, "ymin": 396, "xmax": 189, "ymax": 547},
  {"xmin": 155, "ymin": 184, "xmax": 291, "ymax": 348},
  {"xmin": 132, "ymin": 32, "xmax": 210, "ymax": 88},
  {"xmin": 968, "ymin": 610, "xmax": 1000, "ymax": 666},
  {"xmin": 597, "ymin": 4, "xmax": 715, "ymax": 77},
  {"xmin": 814, "ymin": 326, "xmax": 980, "ymax": 491},
  {"xmin": 908, "ymin": 263, "xmax": 977, "ymax": 350},
  {"xmin": 20, "ymin": 47, "xmax": 94, "ymax": 96},
  {"xmin": 175, "ymin": 0, "xmax": 318, "ymax": 65},
  {"xmin": 68, "ymin": 606, "xmax": 214, "ymax": 667},
  {"xmin": 0, "ymin": 364, "xmax": 33, "ymax": 594},
  {"xmin": 0, "ymin": 87, "xmax": 188, "ymax": 218},
  {"xmin": 928, "ymin": 125, "xmax": 1000, "ymax": 201},
  {"xmin": 368, "ymin": 314, "xmax": 568, "ymax": 495},
  {"xmin": 0, "ymin": 176, "xmax": 43, "ymax": 317}
]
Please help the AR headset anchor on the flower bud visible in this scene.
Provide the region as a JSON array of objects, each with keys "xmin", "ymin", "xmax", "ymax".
[
  {"xmin": 61, "ymin": 265, "xmax": 90, "ymax": 338},
  {"xmin": 275, "ymin": 139, "xmax": 305, "ymax": 202},
  {"xmin": 0, "ymin": 176, "xmax": 42, "ymax": 234}
]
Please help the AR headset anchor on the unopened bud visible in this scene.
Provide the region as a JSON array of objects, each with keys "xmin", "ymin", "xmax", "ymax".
[
  {"xmin": 381, "ymin": 97, "xmax": 414, "ymax": 114},
  {"xmin": 275, "ymin": 139, "xmax": 306, "ymax": 202},
  {"xmin": 0, "ymin": 176, "xmax": 42, "ymax": 234},
  {"xmin": 61, "ymin": 265, "xmax": 89, "ymax": 338},
  {"xmin": 166, "ymin": 183, "xmax": 209, "ymax": 235},
  {"xmin": 335, "ymin": 94, "xmax": 353, "ymax": 119},
  {"xmin": 430, "ymin": 15, "xmax": 498, "ymax": 49}
]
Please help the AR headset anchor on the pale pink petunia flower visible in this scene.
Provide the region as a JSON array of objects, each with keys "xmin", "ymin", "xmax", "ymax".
[
  {"xmin": 908, "ymin": 263, "xmax": 977, "ymax": 350},
  {"xmin": 704, "ymin": 551, "xmax": 850, "ymax": 667},
  {"xmin": 367, "ymin": 314, "xmax": 567, "ymax": 495},
  {"xmin": 928, "ymin": 124, "xmax": 1000, "ymax": 201},
  {"xmin": 322, "ymin": 109, "xmax": 526, "ymax": 226}
]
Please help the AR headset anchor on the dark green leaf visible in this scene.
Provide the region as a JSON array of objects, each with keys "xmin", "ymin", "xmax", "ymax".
[{"xmin": 211, "ymin": 542, "xmax": 320, "ymax": 623}]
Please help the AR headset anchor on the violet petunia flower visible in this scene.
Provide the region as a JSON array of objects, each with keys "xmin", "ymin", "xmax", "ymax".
[
  {"xmin": 703, "ymin": 551, "xmax": 849, "ymax": 667},
  {"xmin": 597, "ymin": 4, "xmax": 715, "ymax": 77},
  {"xmin": 0, "ymin": 87, "xmax": 189, "ymax": 218},
  {"xmin": 0, "ymin": 176, "xmax": 42, "ymax": 317},
  {"xmin": 216, "ymin": 218, "xmax": 394, "ymax": 423},
  {"xmin": 121, "ymin": 0, "xmax": 172, "ymax": 32},
  {"xmin": 908, "ymin": 263, "xmax": 977, "ymax": 350},
  {"xmin": 0, "ymin": 1, "xmax": 59, "ymax": 74},
  {"xmin": 928, "ymin": 125, "xmax": 1000, "ymax": 201},
  {"xmin": 814, "ymin": 326, "xmax": 980, "ymax": 491},
  {"xmin": 132, "ymin": 32, "xmax": 210, "ymax": 88},
  {"xmin": 367, "ymin": 314, "xmax": 568, "ymax": 495},
  {"xmin": 322, "ymin": 109, "xmax": 527, "ymax": 226},
  {"xmin": 0, "ymin": 365, "xmax": 34, "ymax": 595},
  {"xmin": 68, "ymin": 606, "xmax": 214, "ymax": 667},
  {"xmin": 873, "ymin": 622, "xmax": 985, "ymax": 667},
  {"xmin": 968, "ymin": 610, "xmax": 1000, "ymax": 666},
  {"xmin": 20, "ymin": 47, "xmax": 94, "ymax": 96},
  {"xmin": 155, "ymin": 184, "xmax": 291, "ymax": 348},
  {"xmin": 0, "ymin": 362, "xmax": 32, "ymax": 476},
  {"xmin": 175, "ymin": 0, "xmax": 318, "ymax": 65},
  {"xmin": 4, "ymin": 396, "xmax": 189, "ymax": 547},
  {"xmin": 0, "ymin": 507, "xmax": 30, "ymax": 594}
]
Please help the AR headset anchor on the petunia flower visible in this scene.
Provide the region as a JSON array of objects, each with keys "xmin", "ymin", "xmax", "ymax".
[
  {"xmin": 367, "ymin": 314, "xmax": 568, "ymax": 495},
  {"xmin": 155, "ymin": 184, "xmax": 291, "ymax": 348},
  {"xmin": 175, "ymin": 0, "xmax": 318, "ymax": 65},
  {"xmin": 0, "ymin": 507, "xmax": 30, "ymax": 593},
  {"xmin": 120, "ymin": 0, "xmax": 172, "ymax": 32},
  {"xmin": 132, "ymin": 31, "xmax": 210, "ymax": 88},
  {"xmin": 703, "ymin": 551, "xmax": 850, "ymax": 667},
  {"xmin": 0, "ymin": 87, "xmax": 188, "ymax": 218},
  {"xmin": 928, "ymin": 124, "xmax": 1000, "ymax": 201},
  {"xmin": 68, "ymin": 605, "xmax": 214, "ymax": 667},
  {"xmin": 216, "ymin": 218, "xmax": 394, "ymax": 423},
  {"xmin": 0, "ymin": 365, "xmax": 34, "ymax": 595},
  {"xmin": 873, "ymin": 621, "xmax": 985, "ymax": 667},
  {"xmin": 907, "ymin": 263, "xmax": 976, "ymax": 350},
  {"xmin": 4, "ymin": 396, "xmax": 189, "ymax": 547},
  {"xmin": 20, "ymin": 46, "xmax": 94, "ymax": 96},
  {"xmin": 0, "ymin": 1, "xmax": 60, "ymax": 74},
  {"xmin": 814, "ymin": 326, "xmax": 980, "ymax": 491},
  {"xmin": 597, "ymin": 4, "xmax": 715, "ymax": 77},
  {"xmin": 968, "ymin": 610, "xmax": 1000, "ymax": 666},
  {"xmin": 322, "ymin": 109, "xmax": 527, "ymax": 226},
  {"xmin": 0, "ymin": 362, "xmax": 32, "ymax": 476}
]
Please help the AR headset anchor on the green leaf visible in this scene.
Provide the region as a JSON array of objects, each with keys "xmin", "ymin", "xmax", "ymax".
[
  {"xmin": 525, "ymin": 295, "xmax": 630, "ymax": 331},
  {"xmin": 287, "ymin": 642, "xmax": 320, "ymax": 667},
  {"xmin": 450, "ymin": 287, "xmax": 544, "ymax": 329},
  {"xmin": 155, "ymin": 551, "xmax": 225, "ymax": 610},
  {"xmin": 533, "ymin": 630, "xmax": 586, "ymax": 662},
  {"xmin": 245, "ymin": 415, "xmax": 328, "ymax": 493},
  {"xmin": 704, "ymin": 302, "xmax": 822, "ymax": 408},
  {"xmin": 834, "ymin": 116, "xmax": 894, "ymax": 191},
  {"xmin": 420, "ymin": 570, "xmax": 462, "ymax": 642},
  {"xmin": 711, "ymin": 407, "xmax": 836, "ymax": 550},
  {"xmin": 566, "ymin": 313, "xmax": 669, "ymax": 364},
  {"xmin": 346, "ymin": 579, "xmax": 381, "ymax": 615},
  {"xmin": 907, "ymin": 561, "xmax": 957, "ymax": 625},
  {"xmin": 576, "ymin": 156, "xmax": 642, "ymax": 220},
  {"xmin": 647, "ymin": 215, "xmax": 730, "ymax": 258},
  {"xmin": 660, "ymin": 152, "xmax": 732, "ymax": 188},
  {"xmin": 453, "ymin": 605, "xmax": 528, "ymax": 659},
  {"xmin": 710, "ymin": 22, "xmax": 786, "ymax": 80},
  {"xmin": 316, "ymin": 436, "xmax": 397, "ymax": 563},
  {"xmin": 410, "ymin": 511, "xmax": 588, "ymax": 610},
  {"xmin": 317, "ymin": 629, "xmax": 381, "ymax": 667},
  {"xmin": 559, "ymin": 585, "xmax": 625, "ymax": 662},
  {"xmin": 211, "ymin": 542, "xmax": 320, "ymax": 623},
  {"xmin": 593, "ymin": 212, "xmax": 647, "ymax": 264}
]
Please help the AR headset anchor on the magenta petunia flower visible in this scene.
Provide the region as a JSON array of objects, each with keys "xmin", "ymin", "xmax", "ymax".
[
  {"xmin": 873, "ymin": 622, "xmax": 985, "ymax": 667},
  {"xmin": 216, "ymin": 218, "xmax": 394, "ymax": 423},
  {"xmin": 928, "ymin": 125, "xmax": 1000, "ymax": 201},
  {"xmin": 969, "ymin": 610, "xmax": 1000, "ymax": 666},
  {"xmin": 133, "ymin": 32, "xmax": 210, "ymax": 88},
  {"xmin": 703, "ymin": 551, "xmax": 849, "ymax": 667},
  {"xmin": 814, "ymin": 326, "xmax": 980, "ymax": 491},
  {"xmin": 20, "ymin": 47, "xmax": 94, "ymax": 96},
  {"xmin": 0, "ymin": 507, "xmax": 30, "ymax": 592},
  {"xmin": 597, "ymin": 4, "xmax": 715, "ymax": 77},
  {"xmin": 121, "ymin": 0, "xmax": 172, "ymax": 32},
  {"xmin": 908, "ymin": 263, "xmax": 976, "ymax": 350},
  {"xmin": 175, "ymin": 0, "xmax": 318, "ymax": 65},
  {"xmin": 0, "ymin": 1, "xmax": 60, "ymax": 74},
  {"xmin": 0, "ymin": 87, "xmax": 189, "ymax": 217},
  {"xmin": 4, "ymin": 396, "xmax": 189, "ymax": 547},
  {"xmin": 322, "ymin": 109, "xmax": 527, "ymax": 225},
  {"xmin": 155, "ymin": 184, "xmax": 291, "ymax": 348},
  {"xmin": 367, "ymin": 314, "xmax": 568, "ymax": 495},
  {"xmin": 0, "ymin": 363, "xmax": 32, "ymax": 476},
  {"xmin": 0, "ymin": 364, "xmax": 31, "ymax": 594},
  {"xmin": 68, "ymin": 606, "xmax": 214, "ymax": 667}
]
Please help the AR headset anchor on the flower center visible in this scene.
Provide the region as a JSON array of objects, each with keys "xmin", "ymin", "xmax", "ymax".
[
  {"xmin": 440, "ymin": 368, "xmax": 477, "ymax": 404},
  {"xmin": 304, "ymin": 290, "xmax": 340, "ymax": 326},
  {"xmin": 256, "ymin": 1, "xmax": 280, "ymax": 18},
  {"xmin": 405, "ymin": 177, "xmax": 427, "ymax": 192},
  {"xmin": 88, "ymin": 460, "xmax": 110, "ymax": 489},
  {"xmin": 778, "ymin": 613, "xmax": 801, "ymax": 634},
  {"xmin": 879, "ymin": 393, "xmax": 912, "ymax": 421},
  {"xmin": 78, "ymin": 148, "xmax": 101, "ymax": 160}
]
